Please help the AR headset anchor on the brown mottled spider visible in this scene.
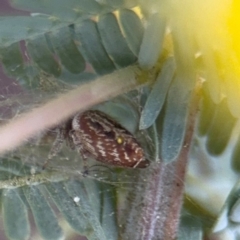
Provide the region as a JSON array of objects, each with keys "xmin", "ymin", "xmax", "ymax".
[{"xmin": 47, "ymin": 110, "xmax": 149, "ymax": 172}]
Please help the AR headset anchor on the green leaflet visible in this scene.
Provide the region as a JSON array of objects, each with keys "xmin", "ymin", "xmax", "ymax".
[
  {"xmin": 0, "ymin": 16, "xmax": 66, "ymax": 48},
  {"xmin": 140, "ymin": 57, "xmax": 176, "ymax": 130},
  {"xmin": 138, "ymin": 13, "xmax": 166, "ymax": 69},
  {"xmin": 198, "ymin": 88, "xmax": 216, "ymax": 136},
  {"xmin": 206, "ymin": 98, "xmax": 236, "ymax": 156},
  {"xmin": 10, "ymin": 0, "xmax": 103, "ymax": 19},
  {"xmin": 66, "ymin": 180, "xmax": 116, "ymax": 240},
  {"xmin": 49, "ymin": 26, "xmax": 86, "ymax": 74},
  {"xmin": 23, "ymin": 185, "xmax": 63, "ymax": 240},
  {"xmin": 99, "ymin": 182, "xmax": 118, "ymax": 240},
  {"xmin": 119, "ymin": 9, "xmax": 144, "ymax": 56},
  {"xmin": 74, "ymin": 19, "xmax": 116, "ymax": 75},
  {"xmin": 231, "ymin": 136, "xmax": 240, "ymax": 173},
  {"xmin": 3, "ymin": 188, "xmax": 30, "ymax": 240},
  {"xmin": 27, "ymin": 35, "xmax": 61, "ymax": 77},
  {"xmin": 178, "ymin": 215, "xmax": 203, "ymax": 240},
  {"xmin": 158, "ymin": 73, "xmax": 191, "ymax": 163},
  {"xmin": 98, "ymin": 13, "xmax": 137, "ymax": 68},
  {"xmin": 46, "ymin": 181, "xmax": 92, "ymax": 236},
  {"xmin": 0, "ymin": 42, "xmax": 25, "ymax": 78},
  {"xmin": 211, "ymin": 179, "xmax": 240, "ymax": 239}
]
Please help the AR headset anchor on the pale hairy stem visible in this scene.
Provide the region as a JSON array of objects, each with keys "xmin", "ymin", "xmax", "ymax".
[
  {"xmin": 0, "ymin": 167, "xmax": 127, "ymax": 189},
  {"xmin": 123, "ymin": 81, "xmax": 202, "ymax": 240},
  {"xmin": 0, "ymin": 65, "xmax": 146, "ymax": 154},
  {"xmin": 0, "ymin": 171, "xmax": 70, "ymax": 189}
]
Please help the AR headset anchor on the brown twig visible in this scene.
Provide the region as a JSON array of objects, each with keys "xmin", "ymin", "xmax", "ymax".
[{"xmin": 123, "ymin": 79, "xmax": 202, "ymax": 240}]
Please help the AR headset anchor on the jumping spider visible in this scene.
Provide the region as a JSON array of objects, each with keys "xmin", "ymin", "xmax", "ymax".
[{"xmin": 47, "ymin": 110, "xmax": 150, "ymax": 172}]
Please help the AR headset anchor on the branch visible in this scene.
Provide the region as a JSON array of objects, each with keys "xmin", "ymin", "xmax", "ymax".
[
  {"xmin": 123, "ymin": 79, "xmax": 202, "ymax": 240},
  {"xmin": 0, "ymin": 65, "xmax": 146, "ymax": 154}
]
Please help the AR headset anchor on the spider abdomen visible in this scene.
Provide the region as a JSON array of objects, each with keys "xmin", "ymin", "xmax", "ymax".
[{"xmin": 71, "ymin": 110, "xmax": 149, "ymax": 168}]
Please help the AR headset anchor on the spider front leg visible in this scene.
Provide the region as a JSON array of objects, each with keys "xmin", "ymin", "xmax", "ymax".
[
  {"xmin": 43, "ymin": 126, "xmax": 65, "ymax": 169},
  {"xmin": 69, "ymin": 130, "xmax": 91, "ymax": 175}
]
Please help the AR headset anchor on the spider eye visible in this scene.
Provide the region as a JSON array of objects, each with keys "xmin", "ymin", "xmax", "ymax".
[{"xmin": 117, "ymin": 136, "xmax": 123, "ymax": 144}]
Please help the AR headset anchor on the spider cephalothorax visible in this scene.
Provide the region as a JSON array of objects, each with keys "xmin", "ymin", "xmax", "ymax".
[{"xmin": 48, "ymin": 110, "xmax": 149, "ymax": 169}]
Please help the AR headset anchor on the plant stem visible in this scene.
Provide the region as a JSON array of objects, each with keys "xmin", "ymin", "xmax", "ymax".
[
  {"xmin": 123, "ymin": 80, "xmax": 202, "ymax": 240},
  {"xmin": 0, "ymin": 65, "xmax": 146, "ymax": 154}
]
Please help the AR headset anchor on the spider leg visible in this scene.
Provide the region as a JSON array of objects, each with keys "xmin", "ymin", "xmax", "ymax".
[
  {"xmin": 67, "ymin": 130, "xmax": 76, "ymax": 150},
  {"xmin": 43, "ymin": 127, "xmax": 65, "ymax": 169},
  {"xmin": 70, "ymin": 130, "xmax": 90, "ymax": 175},
  {"xmin": 80, "ymin": 149, "xmax": 90, "ymax": 176}
]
